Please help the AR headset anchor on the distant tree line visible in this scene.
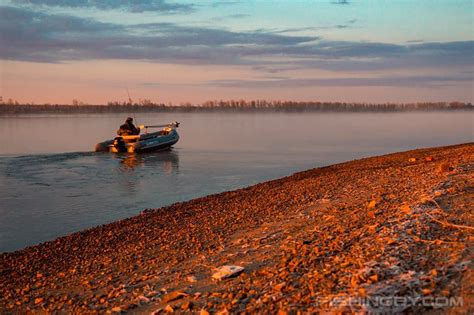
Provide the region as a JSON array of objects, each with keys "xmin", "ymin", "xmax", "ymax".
[{"xmin": 0, "ymin": 97, "xmax": 472, "ymax": 115}]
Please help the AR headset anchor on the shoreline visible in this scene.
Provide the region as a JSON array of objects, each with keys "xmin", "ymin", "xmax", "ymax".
[
  {"xmin": 1, "ymin": 143, "xmax": 473, "ymax": 313},
  {"xmin": 1, "ymin": 103, "xmax": 473, "ymax": 116}
]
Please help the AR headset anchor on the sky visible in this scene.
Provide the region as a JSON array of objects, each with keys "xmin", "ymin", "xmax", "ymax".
[{"xmin": 0, "ymin": 0, "xmax": 473, "ymax": 104}]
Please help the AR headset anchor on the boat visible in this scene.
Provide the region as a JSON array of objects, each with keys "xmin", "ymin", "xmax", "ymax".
[{"xmin": 95, "ymin": 122, "xmax": 180, "ymax": 153}]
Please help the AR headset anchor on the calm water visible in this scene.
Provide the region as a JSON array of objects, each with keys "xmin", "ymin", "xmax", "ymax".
[{"xmin": 0, "ymin": 112, "xmax": 472, "ymax": 252}]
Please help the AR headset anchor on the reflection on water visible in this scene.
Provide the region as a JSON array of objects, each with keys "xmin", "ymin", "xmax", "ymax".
[
  {"xmin": 113, "ymin": 151, "xmax": 180, "ymax": 194},
  {"xmin": 119, "ymin": 154, "xmax": 142, "ymax": 170},
  {"xmin": 0, "ymin": 149, "xmax": 185, "ymax": 252},
  {"xmin": 115, "ymin": 150, "xmax": 179, "ymax": 173},
  {"xmin": 0, "ymin": 111, "xmax": 472, "ymax": 252}
]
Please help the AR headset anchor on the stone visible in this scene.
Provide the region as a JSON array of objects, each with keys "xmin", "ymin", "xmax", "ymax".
[
  {"xmin": 367, "ymin": 225, "xmax": 377, "ymax": 233},
  {"xmin": 181, "ymin": 301, "xmax": 193, "ymax": 310},
  {"xmin": 212, "ymin": 265, "xmax": 245, "ymax": 280},
  {"xmin": 137, "ymin": 295, "xmax": 150, "ymax": 303},
  {"xmin": 400, "ymin": 204, "xmax": 411, "ymax": 214},
  {"xmin": 436, "ymin": 162, "xmax": 452, "ymax": 173},
  {"xmin": 187, "ymin": 275, "xmax": 197, "ymax": 283},
  {"xmin": 367, "ymin": 200, "xmax": 376, "ymax": 209},
  {"xmin": 216, "ymin": 308, "xmax": 229, "ymax": 315},
  {"xmin": 273, "ymin": 282, "xmax": 286, "ymax": 292},
  {"xmin": 162, "ymin": 291, "xmax": 187, "ymax": 303}
]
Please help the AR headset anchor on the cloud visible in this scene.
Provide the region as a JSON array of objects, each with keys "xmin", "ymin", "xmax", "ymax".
[
  {"xmin": 210, "ymin": 13, "xmax": 250, "ymax": 22},
  {"xmin": 0, "ymin": 6, "xmax": 123, "ymax": 62},
  {"xmin": 270, "ymin": 24, "xmax": 351, "ymax": 34},
  {"xmin": 208, "ymin": 74, "xmax": 473, "ymax": 89},
  {"xmin": 11, "ymin": 0, "xmax": 195, "ymax": 13},
  {"xmin": 0, "ymin": 6, "xmax": 318, "ymax": 63},
  {"xmin": 259, "ymin": 40, "xmax": 474, "ymax": 72},
  {"xmin": 0, "ymin": 5, "xmax": 472, "ymax": 78},
  {"xmin": 254, "ymin": 19, "xmax": 359, "ymax": 35},
  {"xmin": 209, "ymin": 1, "xmax": 239, "ymax": 8},
  {"xmin": 331, "ymin": 0, "xmax": 350, "ymax": 5},
  {"xmin": 406, "ymin": 39, "xmax": 424, "ymax": 43},
  {"xmin": 227, "ymin": 13, "xmax": 250, "ymax": 19}
]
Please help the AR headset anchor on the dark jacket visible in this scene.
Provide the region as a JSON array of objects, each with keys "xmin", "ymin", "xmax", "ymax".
[{"xmin": 117, "ymin": 122, "xmax": 140, "ymax": 136}]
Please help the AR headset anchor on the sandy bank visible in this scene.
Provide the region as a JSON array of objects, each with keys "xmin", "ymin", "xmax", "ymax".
[{"xmin": 1, "ymin": 143, "xmax": 473, "ymax": 313}]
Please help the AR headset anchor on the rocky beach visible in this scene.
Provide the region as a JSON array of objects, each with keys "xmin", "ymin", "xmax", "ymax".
[{"xmin": 1, "ymin": 143, "xmax": 473, "ymax": 314}]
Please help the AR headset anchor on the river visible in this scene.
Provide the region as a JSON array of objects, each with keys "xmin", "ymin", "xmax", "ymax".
[{"xmin": 0, "ymin": 111, "xmax": 472, "ymax": 252}]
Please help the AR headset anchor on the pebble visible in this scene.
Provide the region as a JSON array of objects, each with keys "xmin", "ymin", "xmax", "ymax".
[
  {"xmin": 436, "ymin": 162, "xmax": 452, "ymax": 173},
  {"xmin": 273, "ymin": 282, "xmax": 286, "ymax": 292},
  {"xmin": 367, "ymin": 199, "xmax": 377, "ymax": 207},
  {"xmin": 181, "ymin": 301, "xmax": 193, "ymax": 310},
  {"xmin": 186, "ymin": 275, "xmax": 197, "ymax": 283},
  {"xmin": 212, "ymin": 265, "xmax": 245, "ymax": 280},
  {"xmin": 162, "ymin": 291, "xmax": 187, "ymax": 303},
  {"xmin": 400, "ymin": 204, "xmax": 411, "ymax": 214},
  {"xmin": 137, "ymin": 295, "xmax": 149, "ymax": 303}
]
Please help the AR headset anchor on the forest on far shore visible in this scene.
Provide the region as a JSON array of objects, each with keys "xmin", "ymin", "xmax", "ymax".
[{"xmin": 0, "ymin": 98, "xmax": 472, "ymax": 114}]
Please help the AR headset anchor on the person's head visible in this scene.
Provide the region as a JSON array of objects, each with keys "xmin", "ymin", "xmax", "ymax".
[{"xmin": 126, "ymin": 117, "xmax": 133, "ymax": 123}]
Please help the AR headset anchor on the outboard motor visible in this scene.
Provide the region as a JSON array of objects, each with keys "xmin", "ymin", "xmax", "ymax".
[{"xmin": 112, "ymin": 137, "xmax": 127, "ymax": 153}]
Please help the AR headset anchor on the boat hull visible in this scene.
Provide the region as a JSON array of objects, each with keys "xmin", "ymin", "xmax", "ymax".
[{"xmin": 95, "ymin": 129, "xmax": 179, "ymax": 153}]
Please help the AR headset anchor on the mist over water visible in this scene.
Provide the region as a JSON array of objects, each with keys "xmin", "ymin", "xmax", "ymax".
[{"xmin": 0, "ymin": 112, "xmax": 472, "ymax": 252}]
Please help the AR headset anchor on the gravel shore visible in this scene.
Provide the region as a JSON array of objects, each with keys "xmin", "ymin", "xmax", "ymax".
[{"xmin": 1, "ymin": 143, "xmax": 473, "ymax": 314}]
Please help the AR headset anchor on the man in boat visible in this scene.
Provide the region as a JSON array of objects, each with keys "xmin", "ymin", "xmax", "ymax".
[{"xmin": 117, "ymin": 117, "xmax": 141, "ymax": 136}]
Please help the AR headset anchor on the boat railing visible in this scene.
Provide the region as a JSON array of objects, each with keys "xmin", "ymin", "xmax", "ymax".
[{"xmin": 141, "ymin": 121, "xmax": 179, "ymax": 134}]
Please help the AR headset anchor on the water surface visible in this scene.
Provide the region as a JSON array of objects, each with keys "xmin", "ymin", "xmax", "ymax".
[{"xmin": 0, "ymin": 112, "xmax": 472, "ymax": 252}]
